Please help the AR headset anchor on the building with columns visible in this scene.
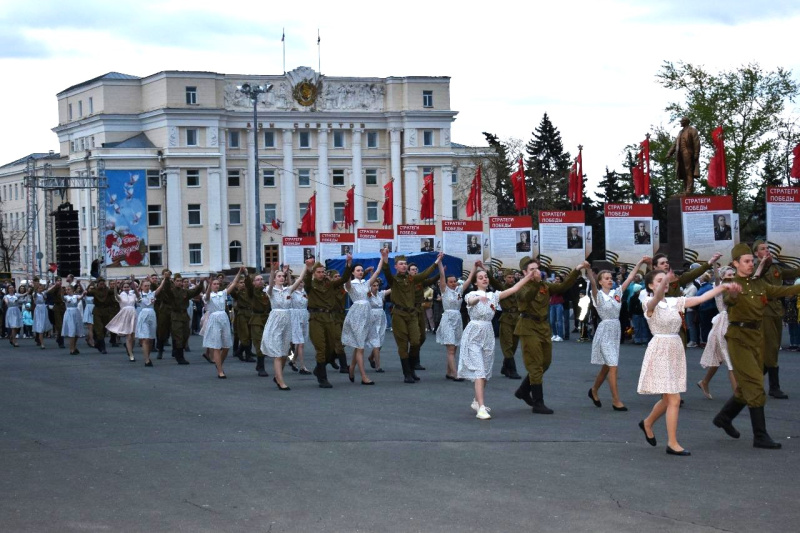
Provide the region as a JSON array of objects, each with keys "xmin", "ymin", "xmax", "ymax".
[{"xmin": 0, "ymin": 67, "xmax": 486, "ymax": 279}]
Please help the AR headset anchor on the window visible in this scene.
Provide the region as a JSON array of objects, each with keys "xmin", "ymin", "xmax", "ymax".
[
  {"xmin": 68, "ymin": 103, "xmax": 73, "ymax": 121},
  {"xmin": 264, "ymin": 203, "xmax": 277, "ymax": 223},
  {"xmin": 186, "ymin": 86, "xmax": 197, "ymax": 105},
  {"xmin": 79, "ymin": 138, "xmax": 85, "ymax": 151},
  {"xmin": 93, "ymin": 245, "xmax": 97, "ymax": 260},
  {"xmin": 334, "ymin": 202, "xmax": 346, "ymax": 222},
  {"xmin": 298, "ymin": 169, "xmax": 310, "ymax": 187},
  {"xmin": 365, "ymin": 168, "xmax": 378, "ymax": 186},
  {"xmin": 299, "ymin": 202, "xmax": 308, "ymax": 217},
  {"xmin": 15, "ymin": 184, "xmax": 19, "ymax": 200},
  {"xmin": 451, "ymin": 169, "xmax": 458, "ymax": 184},
  {"xmin": 186, "ymin": 128, "xmax": 198, "ymax": 146},
  {"xmin": 367, "ymin": 201, "xmax": 378, "ymax": 222},
  {"xmin": 147, "ymin": 169, "xmax": 161, "ymax": 188},
  {"xmin": 299, "ymin": 131, "xmax": 310, "ymax": 148},
  {"xmin": 333, "ymin": 130, "xmax": 345, "ymax": 148},
  {"xmin": 188, "ymin": 204, "xmax": 201, "ymax": 226},
  {"xmin": 229, "ymin": 204, "xmax": 242, "ymax": 225},
  {"xmin": 263, "ymin": 169, "xmax": 275, "ymax": 187},
  {"xmin": 188, "ymin": 243, "xmax": 202, "ymax": 265},
  {"xmin": 227, "ymin": 170, "xmax": 240, "ymax": 187},
  {"xmin": 81, "ymin": 207, "xmax": 87, "ymax": 229},
  {"xmin": 90, "ymin": 136, "xmax": 95, "ymax": 148},
  {"xmin": 366, "ymin": 131, "xmax": 378, "ymax": 148},
  {"xmin": 147, "ymin": 205, "xmax": 162, "ymax": 227},
  {"xmin": 78, "ymin": 100, "xmax": 83, "ymax": 117},
  {"xmin": 423, "ymin": 130, "xmax": 434, "ymax": 147},
  {"xmin": 149, "ymin": 244, "xmax": 163, "ymax": 266},
  {"xmin": 186, "ymin": 169, "xmax": 200, "ymax": 187},
  {"xmin": 229, "ymin": 130, "xmax": 240, "ymax": 148},
  {"xmin": 83, "ymin": 246, "xmax": 88, "ymax": 269},
  {"xmin": 423, "ymin": 90, "xmax": 433, "ymax": 108},
  {"xmin": 422, "ymin": 167, "xmax": 433, "ymax": 178},
  {"xmin": 91, "ymin": 206, "xmax": 97, "ymax": 228},
  {"xmin": 264, "ymin": 130, "xmax": 275, "ymax": 148},
  {"xmin": 452, "ymin": 200, "xmax": 459, "ymax": 219},
  {"xmin": 332, "ymin": 169, "xmax": 345, "ymax": 187},
  {"xmin": 229, "ymin": 241, "xmax": 243, "ymax": 264},
  {"xmin": 89, "ymin": 97, "xmax": 93, "ymax": 114}
]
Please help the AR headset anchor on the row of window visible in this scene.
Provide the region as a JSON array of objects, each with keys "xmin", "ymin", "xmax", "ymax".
[
  {"xmin": 2, "ymin": 211, "xmax": 25, "ymax": 231},
  {"xmin": 1, "ymin": 182, "xmax": 22, "ymax": 203},
  {"xmin": 146, "ymin": 168, "xmax": 388, "ymax": 189},
  {"xmin": 67, "ymin": 97, "xmax": 94, "ymax": 121},
  {"xmin": 70, "ymin": 136, "xmax": 97, "ymax": 153}
]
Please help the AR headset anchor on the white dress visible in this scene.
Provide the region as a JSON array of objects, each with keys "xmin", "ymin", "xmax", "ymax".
[
  {"xmin": 637, "ymin": 297, "xmax": 687, "ymax": 394},
  {"xmin": 457, "ymin": 291, "xmax": 500, "ymax": 381},
  {"xmin": 365, "ymin": 290, "xmax": 388, "ymax": 352},
  {"xmin": 202, "ymin": 292, "xmax": 233, "ymax": 349},
  {"xmin": 700, "ymin": 292, "xmax": 732, "ymax": 371},
  {"xmin": 590, "ymin": 287, "xmax": 622, "ymax": 366},
  {"xmin": 261, "ymin": 286, "xmax": 294, "ymax": 358},
  {"xmin": 4, "ymin": 295, "xmax": 23, "ymax": 329},
  {"xmin": 61, "ymin": 295, "xmax": 85, "ymax": 338},
  {"xmin": 436, "ymin": 286, "xmax": 463, "ymax": 346},
  {"xmin": 135, "ymin": 292, "xmax": 157, "ymax": 340},
  {"xmin": 82, "ymin": 295, "xmax": 94, "ymax": 324},
  {"xmin": 290, "ymin": 289, "xmax": 309, "ymax": 345},
  {"xmin": 341, "ymin": 279, "xmax": 372, "ymax": 349},
  {"xmin": 106, "ymin": 291, "xmax": 138, "ymax": 335},
  {"xmin": 33, "ymin": 293, "xmax": 52, "ymax": 334}
]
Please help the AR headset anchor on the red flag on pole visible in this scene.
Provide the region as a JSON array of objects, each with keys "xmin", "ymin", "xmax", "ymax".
[
  {"xmin": 568, "ymin": 161, "xmax": 577, "ymax": 205},
  {"xmin": 420, "ymin": 172, "xmax": 435, "ymax": 220},
  {"xmin": 575, "ymin": 150, "xmax": 583, "ymax": 205},
  {"xmin": 792, "ymin": 143, "xmax": 800, "ymax": 182},
  {"xmin": 300, "ymin": 193, "xmax": 316, "ymax": 235},
  {"xmin": 633, "ymin": 137, "xmax": 651, "ymax": 198},
  {"xmin": 382, "ymin": 180, "xmax": 393, "ymax": 226},
  {"xmin": 510, "ymin": 158, "xmax": 528, "ymax": 211},
  {"xmin": 271, "ymin": 218, "xmax": 280, "ymax": 229},
  {"xmin": 343, "ymin": 185, "xmax": 355, "ymax": 229},
  {"xmin": 708, "ymin": 126, "xmax": 727, "ymax": 189},
  {"xmin": 466, "ymin": 167, "xmax": 482, "ymax": 218}
]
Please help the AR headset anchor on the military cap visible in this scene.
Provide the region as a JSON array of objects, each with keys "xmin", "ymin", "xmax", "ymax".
[
  {"xmin": 173, "ymin": 273, "xmax": 183, "ymax": 280},
  {"xmin": 751, "ymin": 239, "xmax": 766, "ymax": 254},
  {"xmin": 394, "ymin": 255, "xmax": 407, "ymax": 262},
  {"xmin": 519, "ymin": 257, "xmax": 534, "ymax": 270},
  {"xmin": 731, "ymin": 243, "xmax": 752, "ymax": 260},
  {"xmin": 502, "ymin": 269, "xmax": 515, "ymax": 277},
  {"xmin": 312, "ymin": 262, "xmax": 324, "ymax": 271}
]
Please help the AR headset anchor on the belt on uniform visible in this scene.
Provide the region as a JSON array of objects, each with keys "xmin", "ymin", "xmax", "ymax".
[
  {"xmin": 393, "ymin": 305, "xmax": 416, "ymax": 313},
  {"xmin": 520, "ymin": 312, "xmax": 545, "ymax": 321},
  {"xmin": 308, "ymin": 308, "xmax": 329, "ymax": 313},
  {"xmin": 729, "ymin": 321, "xmax": 760, "ymax": 330}
]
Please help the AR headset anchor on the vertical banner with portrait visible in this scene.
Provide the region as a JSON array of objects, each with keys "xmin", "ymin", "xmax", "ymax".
[
  {"xmin": 538, "ymin": 210, "xmax": 585, "ymax": 275},
  {"xmin": 396, "ymin": 225, "xmax": 437, "ymax": 254},
  {"xmin": 766, "ymin": 187, "xmax": 800, "ymax": 268},
  {"xmin": 103, "ymin": 169, "xmax": 149, "ymax": 267},
  {"xmin": 442, "ymin": 220, "xmax": 484, "ymax": 261},
  {"xmin": 318, "ymin": 233, "xmax": 355, "ymax": 263},
  {"xmin": 488, "ymin": 216, "xmax": 535, "ymax": 269},
  {"xmin": 651, "ymin": 220, "xmax": 661, "ymax": 254},
  {"xmin": 680, "ymin": 195, "xmax": 734, "ymax": 264},
  {"xmin": 356, "ymin": 229, "xmax": 394, "ymax": 253},
  {"xmin": 282, "ymin": 236, "xmax": 317, "ymax": 269},
  {"xmin": 603, "ymin": 203, "xmax": 653, "ymax": 268}
]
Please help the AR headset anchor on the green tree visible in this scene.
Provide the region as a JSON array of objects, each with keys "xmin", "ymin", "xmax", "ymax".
[
  {"xmin": 596, "ymin": 166, "xmax": 633, "ymax": 204},
  {"xmin": 480, "ymin": 132, "xmax": 517, "ymax": 216},
  {"xmin": 747, "ymin": 152, "xmax": 785, "ymax": 238},
  {"xmin": 524, "ymin": 113, "xmax": 571, "ymax": 212}
]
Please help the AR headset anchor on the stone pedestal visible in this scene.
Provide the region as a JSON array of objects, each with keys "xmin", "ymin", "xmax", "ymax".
[{"xmin": 667, "ymin": 196, "xmax": 684, "ymax": 266}]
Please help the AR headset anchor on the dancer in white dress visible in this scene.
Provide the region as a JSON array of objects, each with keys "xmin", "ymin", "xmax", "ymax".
[
  {"xmin": 436, "ymin": 260, "xmax": 477, "ymax": 381},
  {"xmin": 31, "ymin": 279, "xmax": 53, "ymax": 349},
  {"xmin": 3, "ymin": 284, "xmax": 25, "ymax": 347},
  {"xmin": 697, "ymin": 266, "xmax": 740, "ymax": 399},
  {"xmin": 261, "ymin": 262, "xmax": 305, "ymax": 389},
  {"xmin": 637, "ymin": 270, "xmax": 739, "ymax": 456},
  {"xmin": 61, "ymin": 283, "xmax": 86, "ymax": 354},
  {"xmin": 459, "ymin": 268, "xmax": 535, "ymax": 420},
  {"xmin": 342, "ymin": 254, "xmax": 385, "ymax": 385},
  {"xmin": 202, "ymin": 268, "xmax": 243, "ymax": 379},
  {"xmin": 289, "ymin": 282, "xmax": 312, "ymax": 374},
  {"xmin": 136, "ymin": 279, "xmax": 164, "ymax": 367},
  {"xmin": 586, "ymin": 257, "xmax": 646, "ymax": 411},
  {"xmin": 106, "ymin": 281, "xmax": 138, "ymax": 361},
  {"xmin": 82, "ymin": 283, "xmax": 95, "ymax": 348},
  {"xmin": 365, "ymin": 280, "xmax": 390, "ymax": 373}
]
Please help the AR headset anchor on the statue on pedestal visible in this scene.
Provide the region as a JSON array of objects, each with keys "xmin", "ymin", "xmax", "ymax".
[{"xmin": 666, "ymin": 117, "xmax": 700, "ymax": 195}]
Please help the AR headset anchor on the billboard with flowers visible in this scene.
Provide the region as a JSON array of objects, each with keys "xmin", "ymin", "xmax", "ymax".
[{"xmin": 103, "ymin": 170, "xmax": 148, "ymax": 267}]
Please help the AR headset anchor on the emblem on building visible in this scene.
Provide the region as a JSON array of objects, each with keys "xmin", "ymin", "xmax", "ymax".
[
  {"xmin": 286, "ymin": 66, "xmax": 321, "ymax": 108},
  {"xmin": 293, "ymin": 80, "xmax": 318, "ymax": 107}
]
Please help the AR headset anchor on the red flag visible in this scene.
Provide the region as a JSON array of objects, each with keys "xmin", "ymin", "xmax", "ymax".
[
  {"xmin": 633, "ymin": 151, "xmax": 645, "ymax": 197},
  {"xmin": 633, "ymin": 138, "xmax": 651, "ymax": 197},
  {"xmin": 420, "ymin": 172, "xmax": 435, "ymax": 220},
  {"xmin": 271, "ymin": 218, "xmax": 280, "ymax": 229},
  {"xmin": 466, "ymin": 167, "xmax": 482, "ymax": 218},
  {"xmin": 475, "ymin": 166, "xmax": 482, "ymax": 216},
  {"xmin": 300, "ymin": 193, "xmax": 316, "ymax": 235},
  {"xmin": 510, "ymin": 158, "xmax": 528, "ymax": 211},
  {"xmin": 343, "ymin": 186, "xmax": 355, "ymax": 229},
  {"xmin": 708, "ymin": 126, "xmax": 727, "ymax": 189},
  {"xmin": 382, "ymin": 180, "xmax": 393, "ymax": 226},
  {"xmin": 575, "ymin": 151, "xmax": 583, "ymax": 204},
  {"xmin": 790, "ymin": 143, "xmax": 800, "ymax": 182}
]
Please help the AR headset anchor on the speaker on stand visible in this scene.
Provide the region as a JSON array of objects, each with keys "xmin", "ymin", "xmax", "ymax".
[{"xmin": 53, "ymin": 203, "xmax": 81, "ymax": 278}]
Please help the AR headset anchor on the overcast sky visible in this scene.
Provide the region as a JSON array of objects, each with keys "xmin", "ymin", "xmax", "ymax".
[{"xmin": 1, "ymin": 0, "xmax": 799, "ymax": 194}]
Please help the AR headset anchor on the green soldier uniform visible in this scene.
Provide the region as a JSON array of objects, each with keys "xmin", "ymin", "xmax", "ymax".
[
  {"xmin": 52, "ymin": 285, "xmax": 66, "ymax": 348},
  {"xmin": 488, "ymin": 269, "xmax": 522, "ymax": 379},
  {"xmin": 89, "ymin": 281, "xmax": 117, "ymax": 354},
  {"xmin": 305, "ymin": 263, "xmax": 353, "ymax": 388},
  {"xmin": 410, "ymin": 271, "xmax": 439, "ymax": 371},
  {"xmin": 161, "ymin": 275, "xmax": 204, "ymax": 364},
  {"xmin": 230, "ymin": 285, "xmax": 254, "ymax": 361},
  {"xmin": 155, "ymin": 292, "xmax": 170, "ymax": 359},
  {"xmin": 244, "ymin": 274, "xmax": 271, "ymax": 377},
  {"xmin": 514, "ymin": 259, "xmax": 580, "ymax": 414},
  {"xmin": 712, "ymin": 243, "xmax": 800, "ymax": 449},
  {"xmin": 382, "ymin": 258, "xmax": 436, "ymax": 383}
]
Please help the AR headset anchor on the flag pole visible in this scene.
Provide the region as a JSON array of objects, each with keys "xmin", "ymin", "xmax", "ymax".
[
  {"xmin": 317, "ymin": 29, "xmax": 321, "ymax": 74},
  {"xmin": 282, "ymin": 28, "xmax": 286, "ymax": 74}
]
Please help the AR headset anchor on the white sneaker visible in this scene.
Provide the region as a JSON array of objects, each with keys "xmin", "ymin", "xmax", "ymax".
[
  {"xmin": 554, "ymin": 336, "xmax": 563, "ymax": 342},
  {"xmin": 471, "ymin": 399, "xmax": 479, "ymax": 412},
  {"xmin": 476, "ymin": 406, "xmax": 492, "ymax": 420},
  {"xmin": 687, "ymin": 341, "xmax": 698, "ymax": 348},
  {"xmin": 551, "ymin": 335, "xmax": 556, "ymax": 341}
]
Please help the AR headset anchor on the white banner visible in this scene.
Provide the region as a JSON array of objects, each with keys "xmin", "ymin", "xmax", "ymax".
[{"xmin": 766, "ymin": 187, "xmax": 800, "ymax": 268}]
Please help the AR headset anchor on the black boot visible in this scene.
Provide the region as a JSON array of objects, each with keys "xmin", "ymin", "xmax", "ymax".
[
  {"xmin": 255, "ymin": 356, "xmax": 269, "ymax": 377},
  {"xmin": 234, "ymin": 345, "xmax": 245, "ymax": 362},
  {"xmin": 531, "ymin": 383, "xmax": 554, "ymax": 414},
  {"xmin": 156, "ymin": 339, "xmax": 164, "ymax": 359},
  {"xmin": 313, "ymin": 363, "xmax": 333, "ymax": 388},
  {"xmin": 96, "ymin": 338, "xmax": 107, "ymax": 354},
  {"xmin": 506, "ymin": 358, "xmax": 521, "ymax": 379},
  {"xmin": 174, "ymin": 348, "xmax": 190, "ymax": 365},
  {"xmin": 57, "ymin": 335, "xmax": 65, "ymax": 349},
  {"xmin": 767, "ymin": 367, "xmax": 789, "ymax": 399},
  {"xmin": 750, "ymin": 407, "xmax": 782, "ymax": 449},
  {"xmin": 328, "ymin": 353, "xmax": 339, "ymax": 370},
  {"xmin": 400, "ymin": 359, "xmax": 416, "ymax": 384},
  {"xmin": 500, "ymin": 359, "xmax": 509, "ymax": 377},
  {"xmin": 514, "ymin": 376, "xmax": 534, "ymax": 406},
  {"xmin": 244, "ymin": 348, "xmax": 256, "ymax": 363},
  {"xmin": 337, "ymin": 353, "xmax": 349, "ymax": 374},
  {"xmin": 412, "ymin": 351, "xmax": 426, "ymax": 371},
  {"xmin": 712, "ymin": 396, "xmax": 746, "ymax": 439},
  {"xmin": 409, "ymin": 355, "xmax": 421, "ymax": 381}
]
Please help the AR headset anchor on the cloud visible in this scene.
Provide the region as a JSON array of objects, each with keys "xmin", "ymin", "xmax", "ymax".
[
  {"xmin": 624, "ymin": 0, "xmax": 800, "ymax": 25},
  {"xmin": 0, "ymin": 28, "xmax": 52, "ymax": 58}
]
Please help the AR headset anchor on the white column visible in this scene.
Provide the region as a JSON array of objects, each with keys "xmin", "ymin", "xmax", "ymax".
[
  {"xmin": 441, "ymin": 165, "xmax": 453, "ymax": 221},
  {"xmin": 219, "ymin": 130, "xmax": 230, "ymax": 269},
  {"xmin": 245, "ymin": 130, "xmax": 256, "ymax": 265},
  {"xmin": 404, "ymin": 166, "xmax": 419, "ymax": 223},
  {"xmin": 207, "ymin": 169, "xmax": 223, "ymax": 272},
  {"xmin": 351, "ymin": 128, "xmax": 364, "ymax": 229},
  {"xmin": 165, "ymin": 169, "xmax": 184, "ymax": 273},
  {"xmin": 389, "ymin": 128, "xmax": 402, "ymax": 226},
  {"xmin": 282, "ymin": 129, "xmax": 297, "ymax": 236},
  {"xmin": 316, "ymin": 128, "xmax": 331, "ymax": 234}
]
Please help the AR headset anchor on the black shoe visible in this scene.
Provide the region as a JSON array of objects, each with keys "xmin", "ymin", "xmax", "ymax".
[
  {"xmin": 145, "ymin": 361, "xmax": 153, "ymax": 367},
  {"xmin": 713, "ymin": 397, "xmax": 745, "ymax": 439},
  {"xmin": 506, "ymin": 358, "xmax": 522, "ymax": 379},
  {"xmin": 177, "ymin": 359, "xmax": 190, "ymax": 365},
  {"xmin": 612, "ymin": 405, "xmax": 628, "ymax": 412},
  {"xmin": 639, "ymin": 420, "xmax": 657, "ymax": 446},
  {"xmin": 446, "ymin": 375, "xmax": 455, "ymax": 380},
  {"xmin": 767, "ymin": 367, "xmax": 789, "ymax": 399},
  {"xmin": 514, "ymin": 378, "xmax": 534, "ymax": 407},
  {"xmin": 299, "ymin": 368, "xmax": 312, "ymax": 375},
  {"xmin": 289, "ymin": 360, "xmax": 299, "ymax": 372},
  {"xmin": 413, "ymin": 363, "xmax": 426, "ymax": 371},
  {"xmin": 588, "ymin": 388, "xmax": 602, "ymax": 408},
  {"xmin": 338, "ymin": 355, "xmax": 349, "ymax": 374},
  {"xmin": 368, "ymin": 354, "xmax": 376, "ymax": 369},
  {"xmin": 361, "ymin": 380, "xmax": 375, "ymax": 385},
  {"xmin": 530, "ymin": 384, "xmax": 553, "ymax": 414},
  {"xmin": 376, "ymin": 368, "xmax": 385, "ymax": 373},
  {"xmin": 273, "ymin": 377, "xmax": 290, "ymax": 391},
  {"xmin": 313, "ymin": 363, "xmax": 333, "ymax": 388},
  {"xmin": 453, "ymin": 377, "xmax": 465, "ymax": 382},
  {"xmin": 666, "ymin": 446, "xmax": 691, "ymax": 456},
  {"xmin": 500, "ymin": 359, "xmax": 509, "ymax": 377},
  {"xmin": 750, "ymin": 406, "xmax": 782, "ymax": 449},
  {"xmin": 157, "ymin": 350, "xmax": 163, "ymax": 360},
  {"xmin": 202, "ymin": 352, "xmax": 213, "ymax": 364},
  {"xmin": 400, "ymin": 359, "xmax": 416, "ymax": 384},
  {"xmin": 218, "ymin": 374, "xmax": 227, "ymax": 379},
  {"xmin": 234, "ymin": 347, "xmax": 245, "ymax": 362},
  {"xmin": 256, "ymin": 356, "xmax": 269, "ymax": 377},
  {"xmin": 329, "ymin": 359, "xmax": 340, "ymax": 370},
  {"xmin": 244, "ymin": 354, "xmax": 256, "ymax": 363}
]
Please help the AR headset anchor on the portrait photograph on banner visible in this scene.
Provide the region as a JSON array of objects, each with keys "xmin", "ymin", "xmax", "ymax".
[
  {"xmin": 680, "ymin": 196, "xmax": 735, "ymax": 264},
  {"xmin": 396, "ymin": 225, "xmax": 436, "ymax": 254},
  {"xmin": 103, "ymin": 169, "xmax": 149, "ymax": 267},
  {"xmin": 603, "ymin": 203, "xmax": 653, "ymax": 269},
  {"xmin": 282, "ymin": 236, "xmax": 317, "ymax": 269},
  {"xmin": 356, "ymin": 229, "xmax": 394, "ymax": 253},
  {"xmin": 318, "ymin": 233, "xmax": 355, "ymax": 263},
  {"xmin": 442, "ymin": 220, "xmax": 484, "ymax": 261},
  {"xmin": 488, "ymin": 216, "xmax": 535, "ymax": 270},
  {"xmin": 538, "ymin": 211, "xmax": 585, "ymax": 275},
  {"xmin": 766, "ymin": 187, "xmax": 800, "ymax": 268}
]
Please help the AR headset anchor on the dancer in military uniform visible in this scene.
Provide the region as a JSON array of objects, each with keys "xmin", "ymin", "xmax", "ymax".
[
  {"xmin": 487, "ymin": 267, "xmax": 523, "ymax": 379},
  {"xmin": 52, "ymin": 277, "xmax": 66, "ymax": 349},
  {"xmin": 89, "ymin": 277, "xmax": 117, "ymax": 354},
  {"xmin": 753, "ymin": 240, "xmax": 800, "ymax": 399},
  {"xmin": 409, "ymin": 263, "xmax": 439, "ymax": 372},
  {"xmin": 230, "ymin": 276, "xmax": 255, "ymax": 362},
  {"xmin": 160, "ymin": 273, "xmax": 205, "ymax": 365},
  {"xmin": 712, "ymin": 243, "xmax": 800, "ymax": 449},
  {"xmin": 153, "ymin": 272, "xmax": 171, "ymax": 359},
  {"xmin": 243, "ymin": 269, "xmax": 271, "ymax": 377},
  {"xmin": 380, "ymin": 249, "xmax": 442, "ymax": 383},
  {"xmin": 328, "ymin": 269, "xmax": 349, "ymax": 373}
]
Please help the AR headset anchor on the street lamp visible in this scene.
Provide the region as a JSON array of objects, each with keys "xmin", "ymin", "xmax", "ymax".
[{"xmin": 237, "ymin": 82, "xmax": 273, "ymax": 273}]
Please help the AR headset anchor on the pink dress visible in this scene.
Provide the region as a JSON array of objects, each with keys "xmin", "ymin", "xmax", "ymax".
[
  {"xmin": 106, "ymin": 291, "xmax": 138, "ymax": 335},
  {"xmin": 699, "ymin": 292, "xmax": 732, "ymax": 371},
  {"xmin": 637, "ymin": 297, "xmax": 687, "ymax": 395}
]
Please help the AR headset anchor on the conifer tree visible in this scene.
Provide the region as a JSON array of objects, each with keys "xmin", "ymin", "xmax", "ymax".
[{"xmin": 524, "ymin": 113, "xmax": 571, "ymax": 211}]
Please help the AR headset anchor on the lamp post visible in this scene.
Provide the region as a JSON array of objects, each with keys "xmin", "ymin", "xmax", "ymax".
[{"xmin": 237, "ymin": 82, "xmax": 273, "ymax": 273}]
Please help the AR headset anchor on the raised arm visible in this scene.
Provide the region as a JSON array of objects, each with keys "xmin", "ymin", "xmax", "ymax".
[
  {"xmin": 303, "ymin": 257, "xmax": 315, "ymax": 286},
  {"xmin": 204, "ymin": 275, "xmax": 214, "ymax": 300},
  {"xmin": 331, "ymin": 259, "xmax": 354, "ymax": 290},
  {"xmin": 677, "ymin": 253, "xmax": 719, "ymax": 286},
  {"xmin": 620, "ymin": 257, "xmax": 647, "ymax": 294},
  {"xmin": 484, "ymin": 265, "xmax": 505, "ymax": 292},
  {"xmin": 225, "ymin": 267, "xmax": 245, "ymax": 295},
  {"xmin": 288, "ymin": 264, "xmax": 308, "ymax": 294},
  {"xmin": 380, "ymin": 248, "xmax": 395, "ymax": 286},
  {"xmin": 548, "ymin": 262, "xmax": 589, "ymax": 295},
  {"xmin": 437, "ymin": 261, "xmax": 447, "ymax": 293},
  {"xmin": 267, "ymin": 262, "xmax": 279, "ymax": 296},
  {"xmin": 367, "ymin": 256, "xmax": 385, "ymax": 288},
  {"xmin": 686, "ymin": 282, "xmax": 740, "ymax": 309},
  {"xmin": 187, "ymin": 279, "xmax": 205, "ymax": 299},
  {"xmin": 499, "ymin": 269, "xmax": 536, "ymax": 300},
  {"xmin": 412, "ymin": 252, "xmax": 443, "ymax": 282},
  {"xmin": 645, "ymin": 271, "xmax": 671, "ymax": 316},
  {"xmin": 344, "ymin": 253, "xmax": 353, "ymax": 291},
  {"xmin": 460, "ymin": 261, "xmax": 478, "ymax": 296},
  {"xmin": 586, "ymin": 268, "xmax": 599, "ymax": 300}
]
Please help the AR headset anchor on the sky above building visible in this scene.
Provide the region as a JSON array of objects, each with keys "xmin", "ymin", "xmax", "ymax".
[{"xmin": 1, "ymin": 0, "xmax": 799, "ymax": 195}]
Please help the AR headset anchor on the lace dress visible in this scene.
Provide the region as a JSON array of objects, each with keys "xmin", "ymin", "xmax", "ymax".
[
  {"xmin": 342, "ymin": 279, "xmax": 371, "ymax": 349},
  {"xmin": 33, "ymin": 293, "xmax": 52, "ymax": 334},
  {"xmin": 62, "ymin": 295, "xmax": 85, "ymax": 337},
  {"xmin": 82, "ymin": 295, "xmax": 94, "ymax": 324},
  {"xmin": 591, "ymin": 287, "xmax": 622, "ymax": 366},
  {"xmin": 700, "ymin": 292, "xmax": 732, "ymax": 371},
  {"xmin": 436, "ymin": 286, "xmax": 464, "ymax": 346},
  {"xmin": 261, "ymin": 286, "xmax": 293, "ymax": 358},
  {"xmin": 4, "ymin": 294, "xmax": 23, "ymax": 329},
  {"xmin": 106, "ymin": 291, "xmax": 138, "ymax": 335},
  {"xmin": 637, "ymin": 297, "xmax": 687, "ymax": 394},
  {"xmin": 365, "ymin": 290, "xmax": 387, "ymax": 352},
  {"xmin": 135, "ymin": 292, "xmax": 157, "ymax": 340},
  {"xmin": 290, "ymin": 289, "xmax": 309, "ymax": 345},
  {"xmin": 202, "ymin": 292, "xmax": 233, "ymax": 349},
  {"xmin": 457, "ymin": 291, "xmax": 500, "ymax": 381}
]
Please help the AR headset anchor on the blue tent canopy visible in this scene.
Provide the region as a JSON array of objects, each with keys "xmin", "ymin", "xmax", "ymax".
[{"xmin": 325, "ymin": 252, "xmax": 463, "ymax": 289}]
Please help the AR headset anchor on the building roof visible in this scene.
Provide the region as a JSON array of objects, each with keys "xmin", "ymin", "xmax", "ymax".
[
  {"xmin": 58, "ymin": 72, "xmax": 141, "ymax": 95},
  {"xmin": 102, "ymin": 133, "xmax": 156, "ymax": 149},
  {"xmin": 0, "ymin": 151, "xmax": 61, "ymax": 170}
]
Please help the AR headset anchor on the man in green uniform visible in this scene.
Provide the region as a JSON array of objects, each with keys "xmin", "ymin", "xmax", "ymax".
[
  {"xmin": 51, "ymin": 277, "xmax": 66, "ymax": 349},
  {"xmin": 753, "ymin": 240, "xmax": 799, "ymax": 399},
  {"xmin": 712, "ymin": 243, "xmax": 800, "ymax": 449},
  {"xmin": 381, "ymin": 249, "xmax": 442, "ymax": 383},
  {"xmin": 487, "ymin": 268, "xmax": 522, "ymax": 379},
  {"xmin": 160, "ymin": 273, "xmax": 205, "ymax": 365},
  {"xmin": 409, "ymin": 263, "xmax": 439, "ymax": 372},
  {"xmin": 304, "ymin": 257, "xmax": 353, "ymax": 388},
  {"xmin": 327, "ymin": 269, "xmax": 350, "ymax": 373},
  {"xmin": 513, "ymin": 258, "xmax": 588, "ymax": 414},
  {"xmin": 230, "ymin": 277, "xmax": 255, "ymax": 362},
  {"xmin": 154, "ymin": 271, "xmax": 171, "ymax": 359},
  {"xmin": 88, "ymin": 277, "xmax": 116, "ymax": 354},
  {"xmin": 243, "ymin": 270, "xmax": 271, "ymax": 377}
]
